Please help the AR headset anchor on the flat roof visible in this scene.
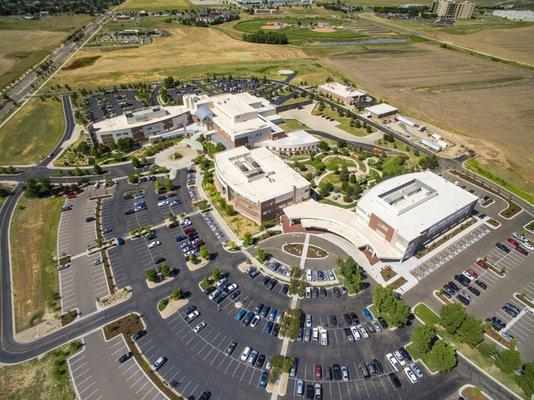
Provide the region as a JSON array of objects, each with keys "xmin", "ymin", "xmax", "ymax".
[
  {"xmin": 319, "ymin": 82, "xmax": 366, "ymax": 99},
  {"xmin": 357, "ymin": 171, "xmax": 478, "ymax": 241},
  {"xmin": 92, "ymin": 105, "xmax": 188, "ymax": 133},
  {"xmin": 284, "ymin": 200, "xmax": 403, "ymax": 259},
  {"xmin": 259, "ymin": 130, "xmax": 320, "ymax": 148},
  {"xmin": 364, "ymin": 103, "xmax": 398, "ymax": 115},
  {"xmin": 215, "ymin": 146, "xmax": 309, "ymax": 203}
]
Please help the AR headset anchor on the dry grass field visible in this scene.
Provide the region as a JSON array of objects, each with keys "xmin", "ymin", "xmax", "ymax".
[
  {"xmin": 431, "ymin": 24, "xmax": 534, "ymax": 66},
  {"xmin": 118, "ymin": 0, "xmax": 193, "ymax": 10},
  {"xmin": 53, "ymin": 26, "xmax": 316, "ymax": 89},
  {"xmin": 11, "ymin": 195, "xmax": 63, "ymax": 332},
  {"xmin": 0, "ymin": 15, "xmax": 93, "ymax": 89},
  {"xmin": 320, "ymin": 42, "xmax": 534, "ymax": 197}
]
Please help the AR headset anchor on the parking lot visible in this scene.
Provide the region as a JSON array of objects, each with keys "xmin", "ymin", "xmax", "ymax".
[
  {"xmin": 69, "ymin": 332, "xmax": 166, "ymax": 400},
  {"xmin": 83, "ymin": 89, "xmax": 145, "ymax": 123}
]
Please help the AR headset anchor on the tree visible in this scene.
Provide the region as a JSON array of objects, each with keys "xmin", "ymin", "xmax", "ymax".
[
  {"xmin": 25, "ymin": 178, "xmax": 40, "ymax": 197},
  {"xmin": 116, "ymin": 137, "xmax": 135, "ymax": 153},
  {"xmin": 93, "ymin": 164, "xmax": 103, "ymax": 175},
  {"xmin": 145, "ymin": 268, "xmax": 158, "ymax": 282},
  {"xmin": 164, "ymin": 178, "xmax": 173, "ymax": 192},
  {"xmin": 199, "ymin": 246, "xmax": 210, "ymax": 260},
  {"xmin": 410, "ymin": 325, "xmax": 436, "ymax": 359},
  {"xmin": 440, "ymin": 303, "xmax": 466, "ymax": 335},
  {"xmin": 226, "ymin": 241, "xmax": 238, "ymax": 251},
  {"xmin": 336, "ymin": 257, "xmax": 363, "ymax": 294},
  {"xmin": 495, "ymin": 349, "xmax": 521, "ymax": 374},
  {"xmin": 373, "ymin": 285, "xmax": 410, "ymax": 327},
  {"xmin": 426, "ymin": 340, "xmax": 457, "ymax": 372},
  {"xmin": 212, "ymin": 267, "xmax": 222, "ymax": 281},
  {"xmin": 318, "ymin": 102, "xmax": 325, "ymax": 112},
  {"xmin": 243, "ymin": 232, "xmax": 254, "ymax": 246},
  {"xmin": 515, "ymin": 363, "xmax": 534, "ymax": 398},
  {"xmin": 163, "ymin": 76, "xmax": 174, "ymax": 88},
  {"xmin": 131, "ymin": 157, "xmax": 141, "ymax": 168},
  {"xmin": 170, "ymin": 286, "xmax": 185, "ymax": 300},
  {"xmin": 456, "ymin": 315, "xmax": 484, "ymax": 347},
  {"xmin": 257, "ymin": 248, "xmax": 266, "ymax": 263},
  {"xmin": 160, "ymin": 264, "xmax": 172, "ymax": 278},
  {"xmin": 188, "ymin": 253, "xmax": 196, "ymax": 263}
]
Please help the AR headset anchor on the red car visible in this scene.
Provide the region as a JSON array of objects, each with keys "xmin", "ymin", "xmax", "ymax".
[
  {"xmin": 507, "ymin": 237, "xmax": 519, "ymax": 247},
  {"xmin": 476, "ymin": 259, "xmax": 488, "ymax": 269},
  {"xmin": 67, "ymin": 193, "xmax": 77, "ymax": 199},
  {"xmin": 516, "ymin": 246, "xmax": 528, "ymax": 256},
  {"xmin": 184, "ymin": 228, "xmax": 196, "ymax": 235},
  {"xmin": 467, "ymin": 268, "xmax": 479, "ymax": 279},
  {"xmin": 315, "ymin": 364, "xmax": 322, "ymax": 380}
]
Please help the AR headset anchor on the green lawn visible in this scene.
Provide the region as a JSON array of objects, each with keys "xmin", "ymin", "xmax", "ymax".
[
  {"xmin": 381, "ymin": 155, "xmax": 408, "ymax": 175},
  {"xmin": 118, "ymin": 0, "xmax": 194, "ymax": 10},
  {"xmin": 321, "ymin": 172, "xmax": 343, "ymax": 186},
  {"xmin": 279, "ymin": 118, "xmax": 310, "ymax": 132},
  {"xmin": 233, "ymin": 18, "xmax": 366, "ymax": 43},
  {"xmin": 315, "ymin": 105, "xmax": 371, "ymax": 137},
  {"xmin": 324, "ymin": 156, "xmax": 357, "ymax": 171},
  {"xmin": 0, "ymin": 98, "xmax": 65, "ymax": 165},
  {"xmin": 319, "ymin": 198, "xmax": 357, "ymax": 208}
]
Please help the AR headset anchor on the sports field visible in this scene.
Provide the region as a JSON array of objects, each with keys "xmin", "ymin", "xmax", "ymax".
[
  {"xmin": 118, "ymin": 0, "xmax": 193, "ymax": 10},
  {"xmin": 321, "ymin": 42, "xmax": 534, "ymax": 199},
  {"xmin": 0, "ymin": 15, "xmax": 93, "ymax": 89},
  {"xmin": 53, "ymin": 26, "xmax": 336, "ymax": 88},
  {"xmin": 0, "ymin": 98, "xmax": 65, "ymax": 165},
  {"xmin": 233, "ymin": 18, "xmax": 366, "ymax": 43},
  {"xmin": 10, "ymin": 194, "xmax": 63, "ymax": 332}
]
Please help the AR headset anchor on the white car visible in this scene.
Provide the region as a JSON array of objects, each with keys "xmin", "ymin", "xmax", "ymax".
[
  {"xmin": 312, "ymin": 327, "xmax": 319, "ymax": 341},
  {"xmin": 208, "ymin": 289, "xmax": 221, "ymax": 301},
  {"xmin": 305, "ymin": 287, "xmax": 312, "ymax": 298},
  {"xmin": 306, "ymin": 269, "xmax": 312, "ymax": 281},
  {"xmin": 157, "ymin": 200, "xmax": 169, "ymax": 207},
  {"xmin": 296, "ymin": 379, "xmax": 304, "ymax": 396},
  {"xmin": 216, "ymin": 277, "xmax": 228, "ymax": 287},
  {"xmin": 341, "ymin": 365, "xmax": 349, "ymax": 381},
  {"xmin": 320, "ymin": 328, "xmax": 328, "ymax": 346},
  {"xmin": 350, "ymin": 326, "xmax": 361, "ymax": 340},
  {"xmin": 522, "ymin": 241, "xmax": 533, "ymax": 251},
  {"xmin": 394, "ymin": 350, "xmax": 407, "ymax": 366},
  {"xmin": 250, "ymin": 315, "xmax": 261, "ymax": 328},
  {"xmin": 148, "ymin": 240, "xmax": 161, "ymax": 249},
  {"xmin": 185, "ymin": 310, "xmax": 200, "ymax": 323},
  {"xmin": 92, "ymin": 258, "xmax": 103, "ymax": 266},
  {"xmin": 512, "ymin": 232, "xmax": 527, "ymax": 242},
  {"xmin": 151, "ymin": 356, "xmax": 166, "ymax": 371},
  {"xmin": 240, "ymin": 346, "xmax": 251, "ymax": 362},
  {"xmin": 357, "ymin": 324, "xmax": 369, "ymax": 339},
  {"xmin": 225, "ymin": 283, "xmax": 238, "ymax": 294},
  {"xmin": 194, "ymin": 321, "xmax": 206, "ymax": 333},
  {"xmin": 404, "ymin": 366, "xmax": 418, "ymax": 383},
  {"xmin": 386, "ymin": 353, "xmax": 401, "ymax": 372},
  {"xmin": 305, "ymin": 314, "xmax": 312, "ymax": 328}
]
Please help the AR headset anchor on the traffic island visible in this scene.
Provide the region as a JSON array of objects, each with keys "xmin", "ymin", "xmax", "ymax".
[
  {"xmin": 97, "ymin": 286, "xmax": 132, "ymax": 309},
  {"xmin": 186, "ymin": 257, "xmax": 209, "ymax": 271},
  {"xmin": 278, "ymin": 372, "xmax": 289, "ymax": 396},
  {"xmin": 158, "ymin": 298, "xmax": 189, "ymax": 319},
  {"xmin": 146, "ymin": 276, "xmax": 175, "ymax": 289}
]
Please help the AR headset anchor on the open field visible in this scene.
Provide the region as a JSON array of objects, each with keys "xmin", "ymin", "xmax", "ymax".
[
  {"xmin": 10, "ymin": 195, "xmax": 63, "ymax": 332},
  {"xmin": 0, "ymin": 341, "xmax": 82, "ymax": 400},
  {"xmin": 0, "ymin": 98, "xmax": 65, "ymax": 165},
  {"xmin": 0, "ymin": 15, "xmax": 93, "ymax": 89},
  {"xmin": 320, "ymin": 42, "xmax": 534, "ymax": 199},
  {"xmin": 118, "ymin": 0, "xmax": 193, "ymax": 10},
  {"xmin": 367, "ymin": 14, "xmax": 534, "ymax": 65},
  {"xmin": 52, "ymin": 26, "xmax": 342, "ymax": 88}
]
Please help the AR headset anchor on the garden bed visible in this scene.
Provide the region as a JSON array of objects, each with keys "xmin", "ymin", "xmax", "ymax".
[
  {"xmin": 103, "ymin": 314, "xmax": 144, "ymax": 341},
  {"xmin": 282, "ymin": 243, "xmax": 328, "ymax": 259},
  {"xmin": 387, "ymin": 276, "xmax": 407, "ymax": 290},
  {"xmin": 380, "ymin": 266, "xmax": 397, "ymax": 282},
  {"xmin": 61, "ymin": 309, "xmax": 78, "ymax": 326}
]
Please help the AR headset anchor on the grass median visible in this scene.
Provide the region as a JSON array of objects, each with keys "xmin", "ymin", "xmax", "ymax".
[{"xmin": 10, "ymin": 194, "xmax": 63, "ymax": 331}]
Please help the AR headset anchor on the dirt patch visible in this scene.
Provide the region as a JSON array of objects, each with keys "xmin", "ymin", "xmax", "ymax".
[
  {"xmin": 262, "ymin": 23, "xmax": 281, "ymax": 30},
  {"xmin": 387, "ymin": 276, "xmax": 407, "ymax": 290},
  {"xmin": 380, "ymin": 266, "xmax": 397, "ymax": 282},
  {"xmin": 103, "ymin": 313, "xmax": 144, "ymax": 341},
  {"xmin": 282, "ymin": 243, "xmax": 328, "ymax": 258}
]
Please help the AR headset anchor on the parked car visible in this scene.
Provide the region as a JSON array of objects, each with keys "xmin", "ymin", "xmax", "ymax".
[
  {"xmin": 194, "ymin": 321, "xmax": 207, "ymax": 333},
  {"xmin": 224, "ymin": 341, "xmax": 238, "ymax": 356},
  {"xmin": 118, "ymin": 351, "xmax": 133, "ymax": 363},
  {"xmin": 132, "ymin": 330, "xmax": 146, "ymax": 341},
  {"xmin": 474, "ymin": 280, "xmax": 487, "ymax": 290},
  {"xmin": 151, "ymin": 356, "xmax": 167, "ymax": 371},
  {"xmin": 389, "ymin": 372, "xmax": 402, "ymax": 389},
  {"xmin": 404, "ymin": 366, "xmax": 418, "ymax": 383},
  {"xmin": 240, "ymin": 346, "xmax": 251, "ymax": 362}
]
